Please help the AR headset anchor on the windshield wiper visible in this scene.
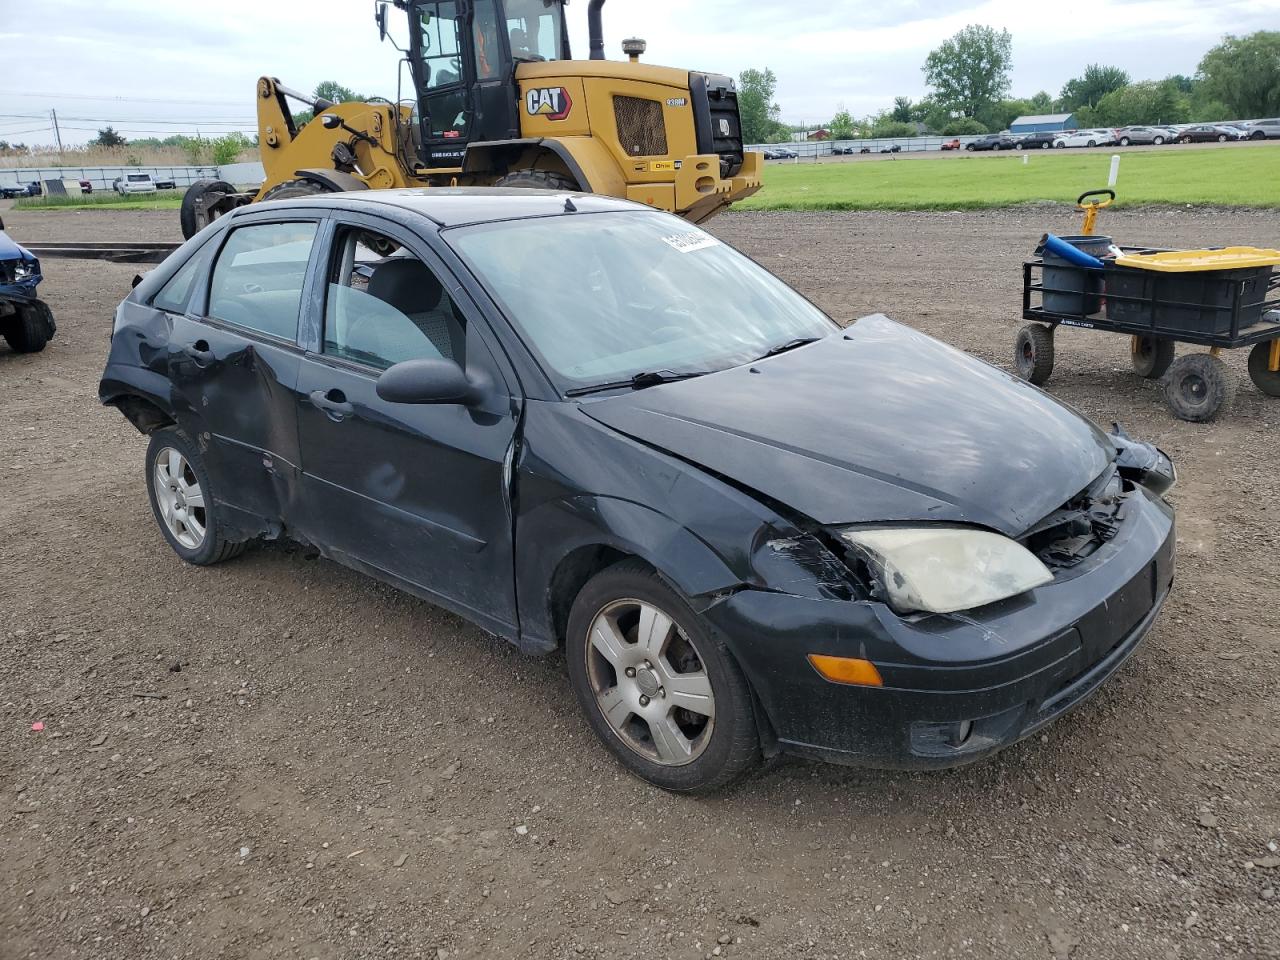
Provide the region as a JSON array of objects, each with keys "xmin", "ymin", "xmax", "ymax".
[
  {"xmin": 565, "ymin": 369, "xmax": 711, "ymax": 397},
  {"xmin": 753, "ymin": 336, "xmax": 821, "ymax": 361}
]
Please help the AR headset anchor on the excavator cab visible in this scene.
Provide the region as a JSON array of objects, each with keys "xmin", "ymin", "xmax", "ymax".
[{"xmin": 406, "ymin": 0, "xmax": 571, "ymax": 167}]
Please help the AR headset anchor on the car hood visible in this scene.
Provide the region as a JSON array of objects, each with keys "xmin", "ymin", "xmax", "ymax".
[
  {"xmin": 0, "ymin": 229, "xmax": 32, "ymax": 262},
  {"xmin": 580, "ymin": 316, "xmax": 1112, "ymax": 536}
]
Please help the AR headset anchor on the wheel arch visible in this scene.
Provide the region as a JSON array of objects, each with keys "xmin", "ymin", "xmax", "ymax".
[
  {"xmin": 291, "ymin": 168, "xmax": 370, "ymax": 194},
  {"xmin": 518, "ymin": 496, "xmax": 745, "ymax": 654},
  {"xmin": 100, "ymin": 369, "xmax": 177, "ymax": 434},
  {"xmin": 463, "ymin": 138, "xmax": 624, "ymax": 196}
]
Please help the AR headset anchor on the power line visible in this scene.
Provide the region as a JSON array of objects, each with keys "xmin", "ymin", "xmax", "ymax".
[{"xmin": 0, "ymin": 90, "xmax": 250, "ymax": 106}]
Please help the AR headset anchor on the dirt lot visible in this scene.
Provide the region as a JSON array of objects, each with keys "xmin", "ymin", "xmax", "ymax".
[{"xmin": 2, "ymin": 202, "xmax": 1278, "ymax": 960}]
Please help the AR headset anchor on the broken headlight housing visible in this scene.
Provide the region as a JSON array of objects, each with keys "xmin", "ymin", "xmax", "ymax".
[
  {"xmin": 838, "ymin": 526, "xmax": 1053, "ymax": 615},
  {"xmin": 13, "ymin": 258, "xmax": 36, "ymax": 279}
]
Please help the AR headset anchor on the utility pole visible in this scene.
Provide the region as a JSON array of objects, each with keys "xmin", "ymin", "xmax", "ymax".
[{"xmin": 50, "ymin": 108, "xmax": 64, "ymax": 159}]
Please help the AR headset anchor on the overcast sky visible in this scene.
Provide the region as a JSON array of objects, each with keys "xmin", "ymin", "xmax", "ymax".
[{"xmin": 2, "ymin": 0, "xmax": 1277, "ymax": 145}]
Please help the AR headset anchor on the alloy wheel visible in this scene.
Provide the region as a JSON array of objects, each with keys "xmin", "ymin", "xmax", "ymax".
[
  {"xmin": 585, "ymin": 598, "xmax": 715, "ymax": 766},
  {"xmin": 153, "ymin": 447, "xmax": 207, "ymax": 550}
]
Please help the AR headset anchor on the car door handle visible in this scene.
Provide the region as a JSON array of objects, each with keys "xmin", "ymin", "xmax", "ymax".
[
  {"xmin": 309, "ymin": 388, "xmax": 354, "ymax": 420},
  {"xmin": 182, "ymin": 339, "xmax": 214, "ymax": 365}
]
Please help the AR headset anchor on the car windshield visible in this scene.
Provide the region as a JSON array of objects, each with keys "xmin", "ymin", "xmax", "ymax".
[{"xmin": 446, "ymin": 211, "xmax": 837, "ymax": 390}]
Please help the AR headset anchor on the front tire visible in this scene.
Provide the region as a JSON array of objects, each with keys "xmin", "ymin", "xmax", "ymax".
[
  {"xmin": 493, "ymin": 169, "xmax": 579, "ymax": 192},
  {"xmin": 145, "ymin": 428, "xmax": 247, "ymax": 565},
  {"xmin": 1217, "ymin": 134, "xmax": 1228, "ymax": 142},
  {"xmin": 2, "ymin": 302, "xmax": 54, "ymax": 353},
  {"xmin": 1014, "ymin": 323, "xmax": 1055, "ymax": 385},
  {"xmin": 1165, "ymin": 354, "xmax": 1234, "ymax": 422},
  {"xmin": 566, "ymin": 560, "xmax": 759, "ymax": 793},
  {"xmin": 1120, "ymin": 137, "xmax": 1131, "ymax": 146}
]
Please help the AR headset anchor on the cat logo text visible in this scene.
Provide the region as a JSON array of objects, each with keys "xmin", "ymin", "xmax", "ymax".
[{"xmin": 525, "ymin": 87, "xmax": 573, "ymax": 121}]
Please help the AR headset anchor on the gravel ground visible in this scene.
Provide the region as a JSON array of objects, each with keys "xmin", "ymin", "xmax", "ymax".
[{"xmin": 2, "ymin": 201, "xmax": 1278, "ymax": 960}]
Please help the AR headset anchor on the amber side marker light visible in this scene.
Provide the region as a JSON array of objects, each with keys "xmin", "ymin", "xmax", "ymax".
[{"xmin": 807, "ymin": 654, "xmax": 884, "ymax": 687}]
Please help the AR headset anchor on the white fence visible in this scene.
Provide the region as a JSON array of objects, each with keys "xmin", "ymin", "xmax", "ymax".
[{"xmin": 0, "ymin": 162, "xmax": 267, "ymax": 192}]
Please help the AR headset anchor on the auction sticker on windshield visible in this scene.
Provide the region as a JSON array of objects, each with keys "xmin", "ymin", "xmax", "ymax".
[{"xmin": 661, "ymin": 231, "xmax": 719, "ymax": 254}]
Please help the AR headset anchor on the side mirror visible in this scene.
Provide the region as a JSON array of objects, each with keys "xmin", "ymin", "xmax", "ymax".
[
  {"xmin": 375, "ymin": 2, "xmax": 389, "ymax": 41},
  {"xmin": 376, "ymin": 358, "xmax": 484, "ymax": 405},
  {"xmin": 320, "ymin": 114, "xmax": 342, "ymax": 129}
]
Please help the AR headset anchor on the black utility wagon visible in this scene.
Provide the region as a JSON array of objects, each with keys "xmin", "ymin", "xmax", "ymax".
[{"xmin": 101, "ymin": 189, "xmax": 1176, "ymax": 791}]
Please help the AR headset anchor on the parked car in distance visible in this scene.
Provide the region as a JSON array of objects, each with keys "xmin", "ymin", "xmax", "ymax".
[
  {"xmin": 1054, "ymin": 129, "xmax": 1113, "ymax": 148},
  {"xmin": 1013, "ymin": 131, "xmax": 1057, "ymax": 149},
  {"xmin": 830, "ymin": 145, "xmax": 857, "ymax": 155},
  {"xmin": 0, "ymin": 181, "xmax": 40, "ymax": 199},
  {"xmin": 762, "ymin": 148, "xmax": 798, "ymax": 160},
  {"xmin": 0, "ymin": 214, "xmax": 56, "ymax": 353},
  {"xmin": 154, "ymin": 178, "xmax": 177, "ymax": 190},
  {"xmin": 1244, "ymin": 118, "xmax": 1280, "ymax": 140},
  {"xmin": 1114, "ymin": 126, "xmax": 1174, "ymax": 145},
  {"xmin": 1177, "ymin": 124, "xmax": 1241, "ymax": 143},
  {"xmin": 879, "ymin": 144, "xmax": 901, "ymax": 153},
  {"xmin": 965, "ymin": 133, "xmax": 1014, "ymax": 151},
  {"xmin": 940, "ymin": 138, "xmax": 961, "ymax": 151},
  {"xmin": 78, "ymin": 179, "xmax": 93, "ymax": 194},
  {"xmin": 113, "ymin": 173, "xmax": 158, "ymax": 195},
  {"xmin": 99, "ymin": 189, "xmax": 1177, "ymax": 792}
]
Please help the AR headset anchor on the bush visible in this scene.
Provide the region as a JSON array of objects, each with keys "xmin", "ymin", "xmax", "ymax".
[
  {"xmin": 942, "ymin": 117, "xmax": 988, "ymax": 135},
  {"xmin": 870, "ymin": 120, "xmax": 918, "ymax": 139}
]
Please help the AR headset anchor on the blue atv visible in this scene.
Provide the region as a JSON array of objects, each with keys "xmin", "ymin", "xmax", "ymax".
[{"xmin": 0, "ymin": 215, "xmax": 55, "ymax": 353}]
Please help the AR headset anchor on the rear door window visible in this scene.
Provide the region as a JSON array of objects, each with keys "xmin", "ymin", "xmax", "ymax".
[{"xmin": 207, "ymin": 221, "xmax": 318, "ymax": 342}]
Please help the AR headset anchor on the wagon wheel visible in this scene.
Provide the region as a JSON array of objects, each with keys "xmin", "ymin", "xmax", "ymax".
[
  {"xmin": 1164, "ymin": 353, "xmax": 1235, "ymax": 422},
  {"xmin": 1131, "ymin": 336, "xmax": 1175, "ymax": 379},
  {"xmin": 1014, "ymin": 323, "xmax": 1055, "ymax": 385},
  {"xmin": 1247, "ymin": 341, "xmax": 1280, "ymax": 397}
]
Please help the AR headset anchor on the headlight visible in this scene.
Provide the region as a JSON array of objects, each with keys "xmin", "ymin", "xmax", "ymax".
[
  {"xmin": 13, "ymin": 260, "xmax": 34, "ymax": 278},
  {"xmin": 838, "ymin": 526, "xmax": 1052, "ymax": 615}
]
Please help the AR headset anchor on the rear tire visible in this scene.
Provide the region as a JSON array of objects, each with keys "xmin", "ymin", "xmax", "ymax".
[
  {"xmin": 493, "ymin": 169, "xmax": 580, "ymax": 192},
  {"xmin": 1131, "ymin": 336, "xmax": 1175, "ymax": 379},
  {"xmin": 1041, "ymin": 141, "xmax": 1051, "ymax": 149},
  {"xmin": 179, "ymin": 178, "xmax": 236, "ymax": 240},
  {"xmin": 2, "ymin": 303, "xmax": 53, "ymax": 353},
  {"xmin": 1247, "ymin": 342, "xmax": 1280, "ymax": 397},
  {"xmin": 1015, "ymin": 323, "xmax": 1055, "ymax": 386},
  {"xmin": 565, "ymin": 559, "xmax": 759, "ymax": 793},
  {"xmin": 145, "ymin": 428, "xmax": 248, "ymax": 565},
  {"xmin": 1165, "ymin": 353, "xmax": 1234, "ymax": 422},
  {"xmin": 1153, "ymin": 136, "xmax": 1165, "ymax": 145}
]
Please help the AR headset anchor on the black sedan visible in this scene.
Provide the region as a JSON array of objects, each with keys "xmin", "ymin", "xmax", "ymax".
[
  {"xmin": 1177, "ymin": 124, "xmax": 1241, "ymax": 143},
  {"xmin": 99, "ymin": 190, "xmax": 1176, "ymax": 792},
  {"xmin": 964, "ymin": 134, "xmax": 1014, "ymax": 151}
]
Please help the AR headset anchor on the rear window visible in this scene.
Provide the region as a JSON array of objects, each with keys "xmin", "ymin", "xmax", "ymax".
[{"xmin": 127, "ymin": 175, "xmax": 150, "ymax": 182}]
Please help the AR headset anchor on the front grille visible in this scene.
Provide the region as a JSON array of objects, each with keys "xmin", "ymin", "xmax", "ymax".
[
  {"xmin": 689, "ymin": 72, "xmax": 745, "ymax": 178},
  {"xmin": 614, "ymin": 96, "xmax": 667, "ymax": 157}
]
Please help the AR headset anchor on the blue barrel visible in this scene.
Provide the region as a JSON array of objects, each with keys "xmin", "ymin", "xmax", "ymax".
[{"xmin": 1042, "ymin": 234, "xmax": 1112, "ymax": 315}]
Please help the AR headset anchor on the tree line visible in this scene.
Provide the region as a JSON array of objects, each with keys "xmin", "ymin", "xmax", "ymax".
[{"xmin": 739, "ymin": 29, "xmax": 1280, "ymax": 143}]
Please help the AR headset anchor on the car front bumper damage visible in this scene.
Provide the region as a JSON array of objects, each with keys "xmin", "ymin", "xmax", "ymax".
[{"xmin": 704, "ymin": 485, "xmax": 1175, "ymax": 769}]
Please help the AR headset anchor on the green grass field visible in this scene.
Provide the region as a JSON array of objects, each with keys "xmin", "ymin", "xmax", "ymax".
[
  {"xmin": 738, "ymin": 145, "xmax": 1280, "ymax": 211},
  {"xmin": 12, "ymin": 190, "xmax": 183, "ymax": 211}
]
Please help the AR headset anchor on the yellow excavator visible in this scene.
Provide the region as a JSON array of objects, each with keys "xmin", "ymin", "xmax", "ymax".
[{"xmin": 180, "ymin": 0, "xmax": 762, "ymax": 238}]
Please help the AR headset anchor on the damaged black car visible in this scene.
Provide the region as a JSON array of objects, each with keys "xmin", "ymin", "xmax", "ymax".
[{"xmin": 99, "ymin": 190, "xmax": 1175, "ymax": 792}]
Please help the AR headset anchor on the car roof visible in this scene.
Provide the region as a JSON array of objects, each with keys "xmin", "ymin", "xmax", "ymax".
[{"xmin": 242, "ymin": 187, "xmax": 649, "ymax": 228}]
